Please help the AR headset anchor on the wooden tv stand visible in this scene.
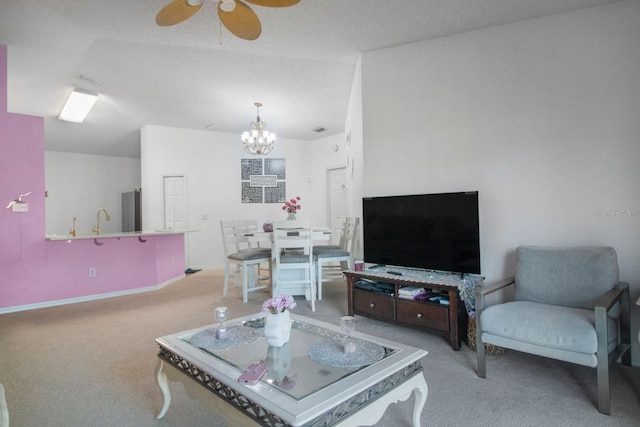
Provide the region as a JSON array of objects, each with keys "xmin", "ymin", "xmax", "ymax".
[{"xmin": 344, "ymin": 269, "xmax": 468, "ymax": 351}]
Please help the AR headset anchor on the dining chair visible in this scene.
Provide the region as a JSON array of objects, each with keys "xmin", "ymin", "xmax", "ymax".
[
  {"xmin": 312, "ymin": 217, "xmax": 349, "ymax": 252},
  {"xmin": 313, "ymin": 217, "xmax": 358, "ymax": 300},
  {"xmin": 220, "ymin": 220, "xmax": 271, "ymax": 303},
  {"xmin": 272, "ymin": 220, "xmax": 316, "ymax": 312}
]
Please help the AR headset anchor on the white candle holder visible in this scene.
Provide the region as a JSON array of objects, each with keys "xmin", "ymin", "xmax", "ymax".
[
  {"xmin": 215, "ymin": 307, "xmax": 228, "ymax": 340},
  {"xmin": 340, "ymin": 315, "xmax": 356, "ymax": 353}
]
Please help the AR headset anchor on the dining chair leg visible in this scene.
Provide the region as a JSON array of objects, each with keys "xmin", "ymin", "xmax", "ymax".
[
  {"xmin": 272, "ymin": 269, "xmax": 279, "ymax": 298},
  {"xmin": 223, "ymin": 260, "xmax": 231, "ymax": 297},
  {"xmin": 310, "ymin": 270, "xmax": 316, "ymax": 312},
  {"xmin": 242, "ymin": 265, "xmax": 249, "ymax": 303},
  {"xmin": 316, "ymin": 261, "xmax": 323, "ymax": 301}
]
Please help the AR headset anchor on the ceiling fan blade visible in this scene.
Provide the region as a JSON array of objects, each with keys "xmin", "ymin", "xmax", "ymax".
[
  {"xmin": 218, "ymin": 0, "xmax": 262, "ymax": 40},
  {"xmin": 243, "ymin": 0, "xmax": 301, "ymax": 7},
  {"xmin": 156, "ymin": 0, "xmax": 203, "ymax": 26}
]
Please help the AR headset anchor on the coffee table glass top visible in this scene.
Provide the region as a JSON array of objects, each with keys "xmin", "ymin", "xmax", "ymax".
[{"xmin": 178, "ymin": 314, "xmax": 396, "ymax": 400}]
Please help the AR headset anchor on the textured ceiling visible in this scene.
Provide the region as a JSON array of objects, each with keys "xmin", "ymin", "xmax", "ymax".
[{"xmin": 1, "ymin": 0, "xmax": 618, "ymax": 158}]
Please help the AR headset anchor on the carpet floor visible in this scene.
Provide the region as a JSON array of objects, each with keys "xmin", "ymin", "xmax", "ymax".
[{"xmin": 0, "ymin": 269, "xmax": 639, "ymax": 426}]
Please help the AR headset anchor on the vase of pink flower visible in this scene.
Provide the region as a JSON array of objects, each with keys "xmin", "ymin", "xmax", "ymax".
[
  {"xmin": 282, "ymin": 196, "xmax": 301, "ymax": 220},
  {"xmin": 262, "ymin": 295, "xmax": 296, "ymax": 347}
]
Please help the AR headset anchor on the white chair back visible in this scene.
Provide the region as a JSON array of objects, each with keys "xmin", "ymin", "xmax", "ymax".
[
  {"xmin": 343, "ymin": 217, "xmax": 359, "ymax": 253},
  {"xmin": 272, "ymin": 220, "xmax": 316, "ymax": 311},
  {"xmin": 220, "ymin": 219, "xmax": 264, "ymax": 256},
  {"xmin": 313, "ymin": 217, "xmax": 359, "ymax": 300}
]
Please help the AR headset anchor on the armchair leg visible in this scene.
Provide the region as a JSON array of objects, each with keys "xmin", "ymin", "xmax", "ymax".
[
  {"xmin": 476, "ymin": 332, "xmax": 486, "ymax": 378},
  {"xmin": 474, "ymin": 309, "xmax": 487, "ymax": 378},
  {"xmin": 595, "ymin": 305, "xmax": 610, "ymax": 415},
  {"xmin": 596, "ymin": 362, "xmax": 610, "ymax": 415}
]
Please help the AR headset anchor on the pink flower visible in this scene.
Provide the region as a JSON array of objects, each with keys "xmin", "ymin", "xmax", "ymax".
[
  {"xmin": 262, "ymin": 295, "xmax": 296, "ymax": 314},
  {"xmin": 282, "ymin": 196, "xmax": 302, "ymax": 213}
]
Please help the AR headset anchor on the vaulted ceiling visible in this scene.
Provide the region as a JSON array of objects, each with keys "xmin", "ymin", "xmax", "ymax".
[{"xmin": 1, "ymin": 0, "xmax": 618, "ymax": 158}]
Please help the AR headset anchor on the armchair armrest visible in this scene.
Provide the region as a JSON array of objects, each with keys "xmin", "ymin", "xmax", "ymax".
[
  {"xmin": 594, "ymin": 282, "xmax": 629, "ymax": 312},
  {"xmin": 474, "ymin": 276, "xmax": 515, "ymax": 318},
  {"xmin": 594, "ymin": 282, "xmax": 631, "ymax": 367},
  {"xmin": 477, "ymin": 276, "xmax": 515, "ymax": 298}
]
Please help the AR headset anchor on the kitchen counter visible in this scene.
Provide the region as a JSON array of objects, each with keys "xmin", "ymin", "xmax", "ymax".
[{"xmin": 45, "ymin": 229, "xmax": 198, "ymax": 241}]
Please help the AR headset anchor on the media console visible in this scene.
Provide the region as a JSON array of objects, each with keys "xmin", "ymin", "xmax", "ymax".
[{"xmin": 344, "ymin": 269, "xmax": 472, "ymax": 351}]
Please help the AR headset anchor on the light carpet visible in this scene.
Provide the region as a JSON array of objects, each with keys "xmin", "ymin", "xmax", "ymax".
[{"xmin": 0, "ymin": 269, "xmax": 639, "ymax": 426}]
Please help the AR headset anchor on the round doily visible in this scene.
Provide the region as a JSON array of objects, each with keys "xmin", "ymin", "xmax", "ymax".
[
  {"xmin": 189, "ymin": 325, "xmax": 259, "ymax": 351},
  {"xmin": 308, "ymin": 338, "xmax": 385, "ymax": 368}
]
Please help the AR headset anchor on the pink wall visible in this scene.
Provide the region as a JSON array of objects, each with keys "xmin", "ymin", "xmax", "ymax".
[{"xmin": 0, "ymin": 45, "xmax": 185, "ymax": 311}]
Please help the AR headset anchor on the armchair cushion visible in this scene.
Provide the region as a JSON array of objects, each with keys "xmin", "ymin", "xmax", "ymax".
[
  {"xmin": 514, "ymin": 246, "xmax": 619, "ymax": 309},
  {"xmin": 482, "ymin": 301, "xmax": 618, "ymax": 355}
]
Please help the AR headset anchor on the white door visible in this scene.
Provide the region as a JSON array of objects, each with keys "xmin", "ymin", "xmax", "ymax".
[
  {"xmin": 163, "ymin": 175, "xmax": 189, "ymax": 268},
  {"xmin": 163, "ymin": 176, "xmax": 185, "ymax": 230},
  {"xmin": 327, "ymin": 167, "xmax": 347, "ymax": 245}
]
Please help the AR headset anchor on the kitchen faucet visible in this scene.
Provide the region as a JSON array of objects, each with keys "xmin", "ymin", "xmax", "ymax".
[
  {"xmin": 92, "ymin": 209, "xmax": 110, "ymax": 235},
  {"xmin": 69, "ymin": 216, "xmax": 77, "ymax": 236}
]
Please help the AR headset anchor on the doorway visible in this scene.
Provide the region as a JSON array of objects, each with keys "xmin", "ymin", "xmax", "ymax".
[
  {"xmin": 163, "ymin": 175, "xmax": 189, "ymax": 268},
  {"xmin": 163, "ymin": 175, "xmax": 185, "ymax": 230},
  {"xmin": 326, "ymin": 167, "xmax": 347, "ymax": 245}
]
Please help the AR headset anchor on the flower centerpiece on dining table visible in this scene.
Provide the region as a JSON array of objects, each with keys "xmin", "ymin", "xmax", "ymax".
[
  {"xmin": 282, "ymin": 196, "xmax": 301, "ymax": 220},
  {"xmin": 262, "ymin": 295, "xmax": 296, "ymax": 347}
]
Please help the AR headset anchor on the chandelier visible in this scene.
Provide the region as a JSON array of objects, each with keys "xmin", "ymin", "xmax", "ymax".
[{"xmin": 242, "ymin": 102, "xmax": 275, "ymax": 155}]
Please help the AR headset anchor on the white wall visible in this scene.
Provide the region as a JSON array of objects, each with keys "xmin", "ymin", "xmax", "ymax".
[
  {"xmin": 45, "ymin": 151, "xmax": 140, "ymax": 235},
  {"xmin": 344, "ymin": 57, "xmax": 365, "ymax": 259},
  {"xmin": 360, "ymin": 1, "xmax": 640, "ymax": 362},
  {"xmin": 141, "ymin": 125, "xmax": 346, "ymax": 270}
]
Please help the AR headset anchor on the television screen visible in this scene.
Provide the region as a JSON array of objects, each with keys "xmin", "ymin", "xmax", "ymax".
[{"xmin": 362, "ymin": 191, "xmax": 480, "ymax": 274}]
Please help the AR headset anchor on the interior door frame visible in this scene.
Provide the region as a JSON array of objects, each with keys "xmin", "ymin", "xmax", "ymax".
[
  {"xmin": 163, "ymin": 174, "xmax": 189, "ymax": 267},
  {"xmin": 326, "ymin": 166, "xmax": 347, "ymax": 244}
]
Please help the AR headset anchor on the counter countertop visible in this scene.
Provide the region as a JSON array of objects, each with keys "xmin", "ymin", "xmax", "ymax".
[{"xmin": 45, "ymin": 229, "xmax": 199, "ymax": 241}]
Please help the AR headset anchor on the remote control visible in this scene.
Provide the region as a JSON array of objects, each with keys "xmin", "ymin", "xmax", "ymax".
[
  {"xmin": 238, "ymin": 362, "xmax": 268, "ymax": 385},
  {"xmin": 387, "ymin": 271, "xmax": 403, "ymax": 276}
]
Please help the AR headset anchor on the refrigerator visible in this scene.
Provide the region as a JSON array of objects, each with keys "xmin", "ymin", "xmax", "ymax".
[{"xmin": 122, "ymin": 189, "xmax": 142, "ymax": 232}]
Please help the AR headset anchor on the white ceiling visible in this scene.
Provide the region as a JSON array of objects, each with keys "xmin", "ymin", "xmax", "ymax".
[{"xmin": 1, "ymin": 0, "xmax": 618, "ymax": 158}]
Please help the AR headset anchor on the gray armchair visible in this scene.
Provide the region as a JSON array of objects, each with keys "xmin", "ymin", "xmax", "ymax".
[{"xmin": 475, "ymin": 246, "xmax": 631, "ymax": 414}]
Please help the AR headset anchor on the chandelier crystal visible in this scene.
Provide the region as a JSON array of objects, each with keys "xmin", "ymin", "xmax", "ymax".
[{"xmin": 242, "ymin": 102, "xmax": 275, "ymax": 155}]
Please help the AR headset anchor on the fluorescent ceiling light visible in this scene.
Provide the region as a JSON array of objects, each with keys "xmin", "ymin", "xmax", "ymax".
[{"xmin": 58, "ymin": 89, "xmax": 99, "ymax": 123}]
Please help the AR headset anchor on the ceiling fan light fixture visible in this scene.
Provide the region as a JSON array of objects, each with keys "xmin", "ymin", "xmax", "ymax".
[
  {"xmin": 186, "ymin": 0, "xmax": 205, "ymax": 6},
  {"xmin": 58, "ymin": 88, "xmax": 99, "ymax": 123},
  {"xmin": 242, "ymin": 102, "xmax": 275, "ymax": 155}
]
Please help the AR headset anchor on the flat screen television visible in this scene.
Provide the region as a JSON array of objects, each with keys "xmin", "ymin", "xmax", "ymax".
[{"xmin": 362, "ymin": 191, "xmax": 480, "ymax": 274}]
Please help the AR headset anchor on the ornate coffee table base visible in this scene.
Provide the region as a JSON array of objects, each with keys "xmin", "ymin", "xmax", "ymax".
[
  {"xmin": 155, "ymin": 349, "xmax": 428, "ymax": 427},
  {"xmin": 336, "ymin": 373, "xmax": 428, "ymax": 427}
]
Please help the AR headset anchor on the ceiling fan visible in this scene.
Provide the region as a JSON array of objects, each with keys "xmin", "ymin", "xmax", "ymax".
[{"xmin": 156, "ymin": 0, "xmax": 300, "ymax": 40}]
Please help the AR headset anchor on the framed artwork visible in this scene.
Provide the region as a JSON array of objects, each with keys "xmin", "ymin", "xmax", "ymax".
[
  {"xmin": 265, "ymin": 182, "xmax": 286, "ymax": 204},
  {"xmin": 241, "ymin": 158, "xmax": 286, "ymax": 203},
  {"xmin": 241, "ymin": 159, "xmax": 263, "ymax": 180},
  {"xmin": 241, "ymin": 182, "xmax": 263, "ymax": 203},
  {"xmin": 265, "ymin": 158, "xmax": 286, "ymax": 179}
]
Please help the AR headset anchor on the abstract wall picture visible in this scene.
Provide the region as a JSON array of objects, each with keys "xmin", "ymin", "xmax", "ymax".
[
  {"xmin": 241, "ymin": 158, "xmax": 286, "ymax": 203},
  {"xmin": 265, "ymin": 182, "xmax": 286, "ymax": 204},
  {"xmin": 265, "ymin": 158, "xmax": 286, "ymax": 179},
  {"xmin": 250, "ymin": 175, "xmax": 277, "ymax": 187},
  {"xmin": 241, "ymin": 159, "xmax": 263, "ymax": 180},
  {"xmin": 241, "ymin": 182, "xmax": 263, "ymax": 203}
]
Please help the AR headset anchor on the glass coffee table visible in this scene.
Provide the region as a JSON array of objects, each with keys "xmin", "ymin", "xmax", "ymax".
[{"xmin": 155, "ymin": 313, "xmax": 428, "ymax": 426}]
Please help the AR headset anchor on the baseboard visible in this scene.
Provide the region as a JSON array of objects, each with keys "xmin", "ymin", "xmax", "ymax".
[{"xmin": 0, "ymin": 274, "xmax": 186, "ymax": 314}]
